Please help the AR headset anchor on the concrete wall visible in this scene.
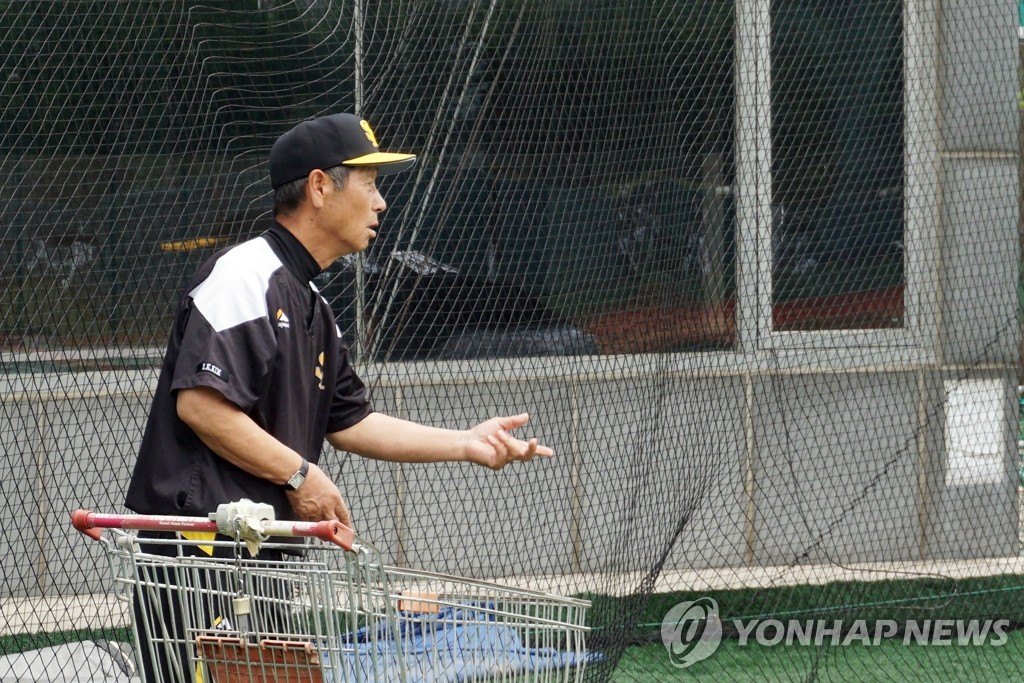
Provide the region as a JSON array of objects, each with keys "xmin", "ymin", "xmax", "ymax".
[
  {"xmin": 927, "ymin": 0, "xmax": 1022, "ymax": 559},
  {"xmin": 2, "ymin": 363, "xmax": 1019, "ymax": 599}
]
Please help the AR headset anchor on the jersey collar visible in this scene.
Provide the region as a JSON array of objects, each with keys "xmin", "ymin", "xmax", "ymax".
[{"xmin": 263, "ymin": 221, "xmax": 322, "ymax": 284}]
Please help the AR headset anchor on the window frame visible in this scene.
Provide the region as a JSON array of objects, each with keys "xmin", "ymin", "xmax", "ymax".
[
  {"xmin": 735, "ymin": 0, "xmax": 939, "ymax": 362},
  {"xmin": 367, "ymin": 0, "xmax": 941, "ymax": 376},
  {"xmin": 375, "ymin": 0, "xmax": 940, "ymax": 377}
]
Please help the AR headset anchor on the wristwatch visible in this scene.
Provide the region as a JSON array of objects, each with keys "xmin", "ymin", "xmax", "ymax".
[{"xmin": 285, "ymin": 459, "xmax": 309, "ymax": 491}]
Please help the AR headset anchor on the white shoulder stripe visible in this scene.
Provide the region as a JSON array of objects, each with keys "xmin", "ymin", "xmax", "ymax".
[{"xmin": 189, "ymin": 238, "xmax": 281, "ymax": 332}]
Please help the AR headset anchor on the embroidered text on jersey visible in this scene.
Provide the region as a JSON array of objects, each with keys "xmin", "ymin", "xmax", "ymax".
[{"xmin": 197, "ymin": 362, "xmax": 228, "ymax": 380}]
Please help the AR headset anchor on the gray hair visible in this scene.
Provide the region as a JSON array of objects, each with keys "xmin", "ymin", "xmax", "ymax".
[{"xmin": 273, "ymin": 165, "xmax": 351, "ymax": 216}]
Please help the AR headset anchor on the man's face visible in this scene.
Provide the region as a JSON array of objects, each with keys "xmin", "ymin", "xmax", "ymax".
[{"xmin": 322, "ymin": 167, "xmax": 387, "ymax": 256}]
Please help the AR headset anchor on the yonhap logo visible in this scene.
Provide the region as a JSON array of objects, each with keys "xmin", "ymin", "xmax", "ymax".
[
  {"xmin": 661, "ymin": 597, "xmax": 723, "ymax": 668},
  {"xmin": 659, "ymin": 596, "xmax": 1010, "ymax": 669}
]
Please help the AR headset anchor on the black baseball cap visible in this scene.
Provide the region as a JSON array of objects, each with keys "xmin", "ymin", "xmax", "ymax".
[{"xmin": 269, "ymin": 113, "xmax": 417, "ymax": 189}]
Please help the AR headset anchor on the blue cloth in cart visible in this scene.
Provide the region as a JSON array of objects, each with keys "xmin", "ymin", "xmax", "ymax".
[{"xmin": 322, "ymin": 603, "xmax": 599, "ymax": 682}]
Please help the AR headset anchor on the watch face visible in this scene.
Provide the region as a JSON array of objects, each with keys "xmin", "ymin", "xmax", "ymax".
[{"xmin": 287, "ymin": 460, "xmax": 309, "ymax": 490}]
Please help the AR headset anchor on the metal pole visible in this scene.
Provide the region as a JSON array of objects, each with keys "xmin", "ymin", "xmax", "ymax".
[{"xmin": 353, "ymin": 0, "xmax": 367, "ymax": 361}]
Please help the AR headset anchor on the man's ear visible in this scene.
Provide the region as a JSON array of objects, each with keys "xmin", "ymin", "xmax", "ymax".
[{"xmin": 306, "ymin": 169, "xmax": 330, "ymax": 208}]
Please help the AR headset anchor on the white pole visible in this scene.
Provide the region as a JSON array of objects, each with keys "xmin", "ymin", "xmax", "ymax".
[{"xmin": 353, "ymin": 0, "xmax": 367, "ymax": 361}]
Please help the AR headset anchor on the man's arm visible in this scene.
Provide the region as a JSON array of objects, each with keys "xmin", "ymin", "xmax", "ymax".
[
  {"xmin": 176, "ymin": 386, "xmax": 352, "ymax": 526},
  {"xmin": 326, "ymin": 412, "xmax": 553, "ymax": 470}
]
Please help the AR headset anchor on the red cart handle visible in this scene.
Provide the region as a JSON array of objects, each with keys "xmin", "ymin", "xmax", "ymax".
[{"xmin": 71, "ymin": 509, "xmax": 355, "ymax": 551}]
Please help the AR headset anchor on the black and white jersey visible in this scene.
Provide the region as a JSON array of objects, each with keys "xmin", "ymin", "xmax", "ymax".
[{"xmin": 125, "ymin": 222, "xmax": 372, "ymax": 519}]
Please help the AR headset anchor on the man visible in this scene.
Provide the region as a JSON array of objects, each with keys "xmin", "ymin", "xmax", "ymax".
[
  {"xmin": 124, "ymin": 113, "xmax": 551, "ymax": 681},
  {"xmin": 126, "ymin": 112, "xmax": 550, "ymax": 528}
]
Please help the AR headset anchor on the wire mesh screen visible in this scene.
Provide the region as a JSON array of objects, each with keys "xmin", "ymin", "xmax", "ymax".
[{"xmin": 1, "ymin": 1, "xmax": 1021, "ymax": 682}]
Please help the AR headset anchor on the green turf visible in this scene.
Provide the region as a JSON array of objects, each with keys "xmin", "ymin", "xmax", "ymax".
[
  {"xmin": 0, "ymin": 628, "xmax": 129, "ymax": 657},
  {"xmin": 610, "ymin": 629, "xmax": 1024, "ymax": 682},
  {"xmin": 586, "ymin": 573, "xmax": 1024, "ymax": 681},
  {"xmin": 585, "ymin": 573, "xmax": 1024, "ymax": 643},
  {"xmin": 6, "ymin": 574, "xmax": 1024, "ymax": 682}
]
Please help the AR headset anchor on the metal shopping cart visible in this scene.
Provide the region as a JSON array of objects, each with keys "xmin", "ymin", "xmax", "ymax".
[{"xmin": 72, "ymin": 503, "xmax": 593, "ymax": 683}]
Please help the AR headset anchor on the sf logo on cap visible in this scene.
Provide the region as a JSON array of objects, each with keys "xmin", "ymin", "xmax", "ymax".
[{"xmin": 360, "ymin": 120, "xmax": 379, "ymax": 148}]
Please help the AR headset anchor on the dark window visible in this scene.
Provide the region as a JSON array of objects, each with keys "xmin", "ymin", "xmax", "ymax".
[{"xmin": 770, "ymin": 1, "xmax": 905, "ymax": 332}]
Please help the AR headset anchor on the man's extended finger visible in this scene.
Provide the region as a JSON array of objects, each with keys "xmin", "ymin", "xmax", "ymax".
[
  {"xmin": 497, "ymin": 413, "xmax": 530, "ymax": 430},
  {"xmin": 513, "ymin": 435, "xmax": 554, "ymax": 459}
]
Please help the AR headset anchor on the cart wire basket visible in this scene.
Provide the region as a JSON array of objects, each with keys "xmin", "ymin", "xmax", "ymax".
[{"xmin": 72, "ymin": 504, "xmax": 594, "ymax": 683}]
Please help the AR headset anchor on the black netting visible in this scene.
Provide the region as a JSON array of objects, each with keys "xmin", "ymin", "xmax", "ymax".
[{"xmin": 2, "ymin": 1, "xmax": 1021, "ymax": 681}]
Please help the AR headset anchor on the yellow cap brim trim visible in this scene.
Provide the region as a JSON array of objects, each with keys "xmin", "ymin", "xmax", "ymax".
[{"xmin": 343, "ymin": 152, "xmax": 417, "ymax": 174}]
